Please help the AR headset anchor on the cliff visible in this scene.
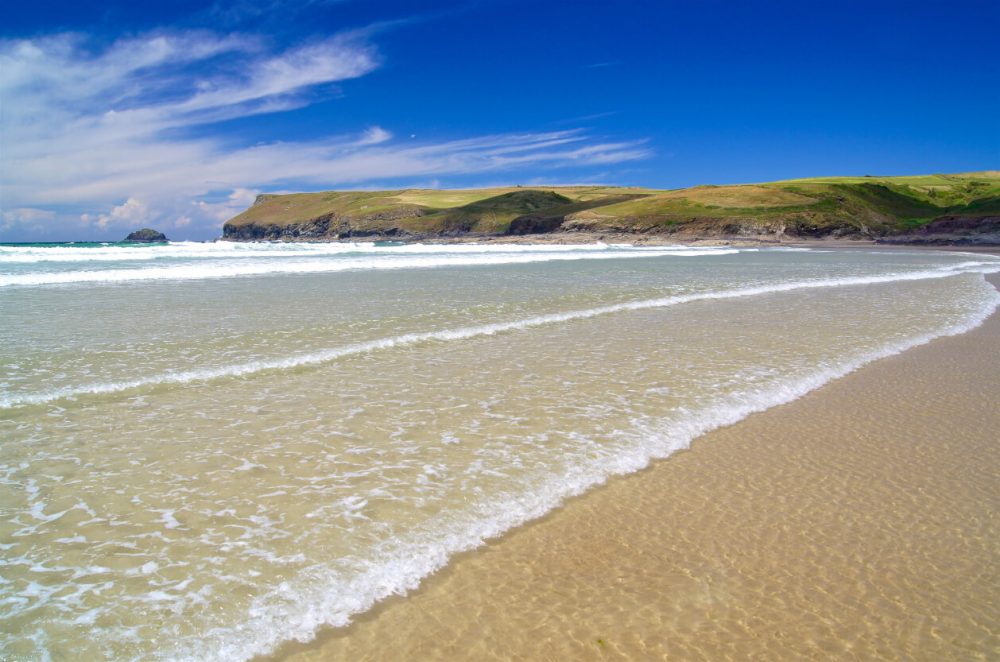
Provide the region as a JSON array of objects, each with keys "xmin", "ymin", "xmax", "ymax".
[{"xmin": 222, "ymin": 172, "xmax": 1000, "ymax": 244}]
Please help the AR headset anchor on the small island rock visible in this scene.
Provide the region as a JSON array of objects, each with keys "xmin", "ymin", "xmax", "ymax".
[{"xmin": 124, "ymin": 228, "xmax": 168, "ymax": 242}]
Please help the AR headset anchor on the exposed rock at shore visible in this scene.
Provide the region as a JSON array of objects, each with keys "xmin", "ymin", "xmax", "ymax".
[
  {"xmin": 124, "ymin": 228, "xmax": 167, "ymax": 242},
  {"xmin": 877, "ymin": 216, "xmax": 1000, "ymax": 245},
  {"xmin": 507, "ymin": 215, "xmax": 565, "ymax": 235},
  {"xmin": 223, "ymin": 213, "xmax": 1000, "ymax": 246},
  {"xmin": 222, "ymin": 203, "xmax": 425, "ymax": 241}
]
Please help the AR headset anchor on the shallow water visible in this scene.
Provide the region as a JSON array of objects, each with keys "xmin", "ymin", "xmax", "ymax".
[{"xmin": 1, "ymin": 242, "xmax": 998, "ymax": 660}]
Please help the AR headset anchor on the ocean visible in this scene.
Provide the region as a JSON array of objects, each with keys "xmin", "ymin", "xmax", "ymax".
[{"xmin": 2, "ymin": 241, "xmax": 998, "ymax": 660}]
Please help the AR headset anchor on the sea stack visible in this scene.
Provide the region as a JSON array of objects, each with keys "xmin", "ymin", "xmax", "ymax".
[{"xmin": 124, "ymin": 228, "xmax": 167, "ymax": 242}]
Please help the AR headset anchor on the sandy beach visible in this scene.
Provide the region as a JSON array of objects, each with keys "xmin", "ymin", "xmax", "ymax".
[{"xmin": 271, "ymin": 272, "xmax": 1000, "ymax": 661}]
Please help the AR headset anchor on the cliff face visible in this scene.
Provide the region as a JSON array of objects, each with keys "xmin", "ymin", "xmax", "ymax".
[
  {"xmin": 222, "ymin": 201, "xmax": 424, "ymax": 241},
  {"xmin": 221, "ymin": 174, "xmax": 1000, "ymax": 244},
  {"xmin": 877, "ymin": 216, "xmax": 1000, "ymax": 245}
]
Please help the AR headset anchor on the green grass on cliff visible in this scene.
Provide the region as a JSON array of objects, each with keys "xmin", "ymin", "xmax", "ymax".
[{"xmin": 224, "ymin": 172, "xmax": 1000, "ymax": 239}]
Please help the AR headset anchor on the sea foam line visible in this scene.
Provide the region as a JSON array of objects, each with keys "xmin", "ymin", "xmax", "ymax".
[
  {"xmin": 0, "ymin": 241, "xmax": 679, "ymax": 263},
  {"xmin": 169, "ymin": 274, "xmax": 1000, "ymax": 662},
  {"xmin": 3, "ymin": 261, "xmax": 997, "ymax": 410},
  {"xmin": 0, "ymin": 246, "xmax": 735, "ymax": 286}
]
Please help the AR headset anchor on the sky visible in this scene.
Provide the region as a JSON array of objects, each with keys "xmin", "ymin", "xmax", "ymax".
[{"xmin": 1, "ymin": 0, "xmax": 998, "ymax": 241}]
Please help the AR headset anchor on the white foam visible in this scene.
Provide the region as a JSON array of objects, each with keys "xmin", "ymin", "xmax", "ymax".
[
  {"xmin": 0, "ymin": 245, "xmax": 739, "ymax": 286},
  {"xmin": 165, "ymin": 276, "xmax": 1000, "ymax": 662},
  {"xmin": 3, "ymin": 261, "xmax": 997, "ymax": 409},
  {"xmin": 0, "ymin": 240, "xmax": 718, "ymax": 262}
]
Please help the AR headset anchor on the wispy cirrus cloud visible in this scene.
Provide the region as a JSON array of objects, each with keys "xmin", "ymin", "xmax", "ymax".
[{"xmin": 0, "ymin": 29, "xmax": 650, "ymax": 240}]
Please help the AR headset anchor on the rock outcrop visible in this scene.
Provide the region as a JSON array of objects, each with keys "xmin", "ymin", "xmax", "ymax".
[
  {"xmin": 877, "ymin": 216, "xmax": 1000, "ymax": 245},
  {"xmin": 222, "ymin": 208, "xmax": 423, "ymax": 241},
  {"xmin": 124, "ymin": 228, "xmax": 167, "ymax": 242}
]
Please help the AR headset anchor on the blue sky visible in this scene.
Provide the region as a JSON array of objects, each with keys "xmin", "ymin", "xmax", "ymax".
[{"xmin": 2, "ymin": 0, "xmax": 997, "ymax": 241}]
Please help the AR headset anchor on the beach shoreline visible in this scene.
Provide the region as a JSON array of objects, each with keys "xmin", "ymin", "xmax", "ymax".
[
  {"xmin": 268, "ymin": 271, "xmax": 1000, "ymax": 661},
  {"xmin": 218, "ymin": 231, "xmax": 1000, "ymax": 253}
]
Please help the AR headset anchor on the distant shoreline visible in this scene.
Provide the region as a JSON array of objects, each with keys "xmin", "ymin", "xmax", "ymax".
[
  {"xmin": 6, "ymin": 235, "xmax": 998, "ymax": 253},
  {"xmin": 221, "ymin": 173, "xmax": 1000, "ymax": 246},
  {"xmin": 218, "ymin": 231, "xmax": 1000, "ymax": 251}
]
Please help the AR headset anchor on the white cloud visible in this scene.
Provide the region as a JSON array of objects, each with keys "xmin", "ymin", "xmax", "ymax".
[
  {"xmin": 0, "ymin": 30, "xmax": 650, "ymax": 240},
  {"xmin": 192, "ymin": 187, "xmax": 262, "ymax": 224},
  {"xmin": 94, "ymin": 197, "xmax": 149, "ymax": 230},
  {"xmin": 171, "ymin": 37, "xmax": 377, "ymax": 118},
  {"xmin": 1, "ymin": 207, "xmax": 57, "ymax": 233},
  {"xmin": 2, "ymin": 207, "xmax": 56, "ymax": 223},
  {"xmin": 358, "ymin": 126, "xmax": 393, "ymax": 145}
]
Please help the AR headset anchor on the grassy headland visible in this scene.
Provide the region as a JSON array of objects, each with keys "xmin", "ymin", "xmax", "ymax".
[{"xmin": 222, "ymin": 172, "xmax": 1000, "ymax": 243}]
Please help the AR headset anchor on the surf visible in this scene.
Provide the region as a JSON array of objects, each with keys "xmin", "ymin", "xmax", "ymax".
[{"xmin": 3, "ymin": 260, "xmax": 996, "ymax": 409}]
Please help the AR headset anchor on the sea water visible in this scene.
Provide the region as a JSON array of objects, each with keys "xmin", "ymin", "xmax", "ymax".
[{"xmin": 1, "ymin": 241, "xmax": 998, "ymax": 660}]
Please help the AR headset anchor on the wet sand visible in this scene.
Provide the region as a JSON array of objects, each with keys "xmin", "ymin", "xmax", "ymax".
[{"xmin": 271, "ymin": 274, "xmax": 1000, "ymax": 661}]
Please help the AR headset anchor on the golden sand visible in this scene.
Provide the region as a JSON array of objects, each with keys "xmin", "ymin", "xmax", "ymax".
[{"xmin": 270, "ymin": 274, "xmax": 1000, "ymax": 661}]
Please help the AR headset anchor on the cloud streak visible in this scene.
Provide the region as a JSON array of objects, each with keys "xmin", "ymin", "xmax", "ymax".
[{"xmin": 1, "ymin": 30, "xmax": 650, "ymax": 240}]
